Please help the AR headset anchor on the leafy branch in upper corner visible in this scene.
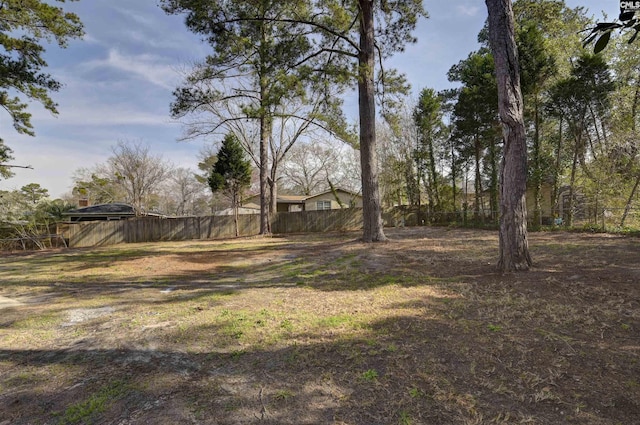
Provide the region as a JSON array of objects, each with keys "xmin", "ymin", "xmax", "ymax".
[{"xmin": 583, "ymin": 9, "xmax": 640, "ymax": 53}]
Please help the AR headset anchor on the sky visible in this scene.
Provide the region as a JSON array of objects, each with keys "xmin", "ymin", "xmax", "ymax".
[{"xmin": 0, "ymin": 0, "xmax": 621, "ymax": 199}]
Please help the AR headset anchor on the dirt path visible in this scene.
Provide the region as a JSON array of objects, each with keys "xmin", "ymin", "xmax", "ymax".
[{"xmin": 0, "ymin": 295, "xmax": 23, "ymax": 309}]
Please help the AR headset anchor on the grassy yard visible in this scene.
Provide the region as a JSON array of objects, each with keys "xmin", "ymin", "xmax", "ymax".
[{"xmin": 0, "ymin": 227, "xmax": 638, "ymax": 424}]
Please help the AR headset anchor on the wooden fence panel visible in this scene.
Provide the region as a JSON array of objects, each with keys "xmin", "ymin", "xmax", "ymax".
[
  {"xmin": 200, "ymin": 215, "xmax": 234, "ymax": 239},
  {"xmin": 272, "ymin": 208, "xmax": 362, "ymax": 234},
  {"xmin": 66, "ymin": 209, "xmax": 362, "ymax": 248},
  {"xmin": 67, "ymin": 220, "xmax": 126, "ymax": 248},
  {"xmin": 238, "ymin": 214, "xmax": 260, "ymax": 236}
]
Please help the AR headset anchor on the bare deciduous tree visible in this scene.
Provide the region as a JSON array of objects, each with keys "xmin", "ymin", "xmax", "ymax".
[
  {"xmin": 162, "ymin": 167, "xmax": 209, "ymax": 216},
  {"xmin": 107, "ymin": 140, "xmax": 173, "ymax": 214},
  {"xmin": 281, "ymin": 138, "xmax": 355, "ymax": 196}
]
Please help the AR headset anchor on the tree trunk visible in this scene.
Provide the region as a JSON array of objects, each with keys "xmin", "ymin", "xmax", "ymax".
[
  {"xmin": 532, "ymin": 92, "xmax": 542, "ymax": 226},
  {"xmin": 551, "ymin": 116, "xmax": 563, "ymax": 218},
  {"xmin": 621, "ymin": 172, "xmax": 640, "ymax": 228},
  {"xmin": 259, "ymin": 115, "xmax": 270, "ymax": 235},
  {"xmin": 415, "ymin": 153, "xmax": 423, "ymax": 223},
  {"xmin": 424, "ymin": 165, "xmax": 435, "ymax": 216},
  {"xmin": 474, "ymin": 136, "xmax": 482, "ymax": 222},
  {"xmin": 486, "ymin": 0, "xmax": 532, "ymax": 272},
  {"xmin": 358, "ymin": 0, "xmax": 386, "ymax": 242},
  {"xmin": 233, "ymin": 191, "xmax": 240, "ymax": 237},
  {"xmin": 451, "ymin": 141, "xmax": 457, "ymax": 214},
  {"xmin": 428, "ymin": 137, "xmax": 440, "ymax": 211},
  {"xmin": 258, "ymin": 18, "xmax": 271, "ymax": 236},
  {"xmin": 489, "ymin": 136, "xmax": 499, "ymax": 224},
  {"xmin": 567, "ymin": 135, "xmax": 579, "ymax": 227},
  {"xmin": 268, "ymin": 164, "xmax": 278, "ymax": 231}
]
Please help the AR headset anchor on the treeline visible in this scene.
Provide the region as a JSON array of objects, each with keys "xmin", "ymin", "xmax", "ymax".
[
  {"xmin": 377, "ymin": 1, "xmax": 640, "ymax": 230},
  {"xmin": 6, "ymin": 0, "xmax": 640, "ymax": 240}
]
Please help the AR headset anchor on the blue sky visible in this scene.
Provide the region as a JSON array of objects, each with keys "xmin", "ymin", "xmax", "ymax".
[{"xmin": 0, "ymin": 0, "xmax": 619, "ymax": 198}]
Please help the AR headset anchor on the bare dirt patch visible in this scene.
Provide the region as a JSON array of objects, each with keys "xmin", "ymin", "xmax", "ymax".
[{"xmin": 0, "ymin": 227, "xmax": 639, "ymax": 424}]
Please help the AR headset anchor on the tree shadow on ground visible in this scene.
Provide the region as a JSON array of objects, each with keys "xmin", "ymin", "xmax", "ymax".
[{"xmin": 2, "ymin": 303, "xmax": 638, "ymax": 425}]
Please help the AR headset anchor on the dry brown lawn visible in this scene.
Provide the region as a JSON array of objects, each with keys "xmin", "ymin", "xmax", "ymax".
[{"xmin": 0, "ymin": 227, "xmax": 638, "ymax": 424}]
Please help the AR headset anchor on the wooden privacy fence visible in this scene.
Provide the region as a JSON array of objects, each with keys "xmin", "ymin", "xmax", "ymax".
[
  {"xmin": 271, "ymin": 208, "xmax": 363, "ymax": 234},
  {"xmin": 61, "ymin": 215, "xmax": 260, "ymax": 248},
  {"xmin": 60, "ymin": 208, "xmax": 364, "ymax": 248}
]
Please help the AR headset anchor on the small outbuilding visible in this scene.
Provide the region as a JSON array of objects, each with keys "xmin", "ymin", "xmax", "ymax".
[{"xmin": 63, "ymin": 203, "xmax": 139, "ymax": 222}]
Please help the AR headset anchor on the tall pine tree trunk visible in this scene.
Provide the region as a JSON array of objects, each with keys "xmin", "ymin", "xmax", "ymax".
[
  {"xmin": 358, "ymin": 0, "xmax": 386, "ymax": 242},
  {"xmin": 489, "ymin": 136, "xmax": 499, "ymax": 224},
  {"xmin": 259, "ymin": 114, "xmax": 271, "ymax": 235},
  {"xmin": 233, "ymin": 190, "xmax": 240, "ymax": 237},
  {"xmin": 567, "ymin": 138, "xmax": 579, "ymax": 228},
  {"xmin": 486, "ymin": 0, "xmax": 532, "ymax": 272},
  {"xmin": 428, "ymin": 138, "xmax": 440, "ymax": 211},
  {"xmin": 474, "ymin": 136, "xmax": 482, "ymax": 222},
  {"xmin": 258, "ymin": 18, "xmax": 270, "ymax": 236},
  {"xmin": 451, "ymin": 141, "xmax": 457, "ymax": 214},
  {"xmin": 268, "ymin": 164, "xmax": 278, "ymax": 232}
]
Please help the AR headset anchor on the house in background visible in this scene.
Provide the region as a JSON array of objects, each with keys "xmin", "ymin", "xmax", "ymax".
[
  {"xmin": 212, "ymin": 205, "xmax": 260, "ymax": 216},
  {"xmin": 244, "ymin": 188, "xmax": 363, "ymax": 213}
]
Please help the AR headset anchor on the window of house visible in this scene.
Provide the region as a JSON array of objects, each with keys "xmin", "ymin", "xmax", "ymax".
[{"xmin": 316, "ymin": 200, "xmax": 332, "ymax": 210}]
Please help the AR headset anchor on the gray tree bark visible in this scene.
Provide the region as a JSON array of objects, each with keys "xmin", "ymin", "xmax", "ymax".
[
  {"xmin": 358, "ymin": 0, "xmax": 386, "ymax": 242},
  {"xmin": 259, "ymin": 114, "xmax": 271, "ymax": 235},
  {"xmin": 486, "ymin": 0, "xmax": 532, "ymax": 272}
]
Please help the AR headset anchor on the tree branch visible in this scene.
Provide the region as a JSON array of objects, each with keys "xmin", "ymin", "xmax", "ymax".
[{"xmin": 0, "ymin": 164, "xmax": 33, "ymax": 169}]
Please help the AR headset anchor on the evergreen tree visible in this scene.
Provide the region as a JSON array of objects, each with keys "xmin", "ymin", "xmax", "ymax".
[
  {"xmin": 209, "ymin": 134, "xmax": 252, "ymax": 237},
  {"xmin": 0, "ymin": 0, "xmax": 83, "ymax": 177},
  {"xmin": 414, "ymin": 88, "xmax": 446, "ymax": 215},
  {"xmin": 517, "ymin": 21, "xmax": 556, "ymax": 226},
  {"xmin": 448, "ymin": 51, "xmax": 500, "ymax": 223},
  {"xmin": 546, "ymin": 53, "xmax": 615, "ymax": 226},
  {"xmin": 20, "ymin": 183, "xmax": 48, "ymax": 205}
]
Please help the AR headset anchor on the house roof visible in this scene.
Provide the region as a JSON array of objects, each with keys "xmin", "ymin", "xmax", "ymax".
[
  {"xmin": 242, "ymin": 202, "xmax": 261, "ymax": 210},
  {"xmin": 244, "ymin": 188, "xmax": 361, "ymax": 204},
  {"xmin": 305, "ymin": 188, "xmax": 361, "ymax": 200},
  {"xmin": 65, "ymin": 203, "xmax": 135, "ymax": 215},
  {"xmin": 277, "ymin": 195, "xmax": 308, "ymax": 204},
  {"xmin": 63, "ymin": 203, "xmax": 166, "ymax": 219}
]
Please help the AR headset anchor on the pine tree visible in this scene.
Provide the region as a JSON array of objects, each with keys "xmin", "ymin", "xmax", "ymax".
[
  {"xmin": 485, "ymin": 0, "xmax": 532, "ymax": 272},
  {"xmin": 0, "ymin": 0, "xmax": 83, "ymax": 177},
  {"xmin": 209, "ymin": 134, "xmax": 253, "ymax": 237}
]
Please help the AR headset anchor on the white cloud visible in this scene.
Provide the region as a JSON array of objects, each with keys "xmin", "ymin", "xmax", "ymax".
[
  {"xmin": 18, "ymin": 98, "xmax": 176, "ymax": 129},
  {"xmin": 0, "ymin": 141, "xmax": 109, "ymax": 197},
  {"xmin": 112, "ymin": 7, "xmax": 199, "ymax": 52},
  {"xmin": 79, "ymin": 33, "xmax": 100, "ymax": 44},
  {"xmin": 82, "ymin": 49, "xmax": 181, "ymax": 90},
  {"xmin": 57, "ymin": 105, "xmax": 176, "ymax": 128},
  {"xmin": 114, "ymin": 7, "xmax": 157, "ymax": 29},
  {"xmin": 455, "ymin": 5, "xmax": 481, "ymax": 17}
]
